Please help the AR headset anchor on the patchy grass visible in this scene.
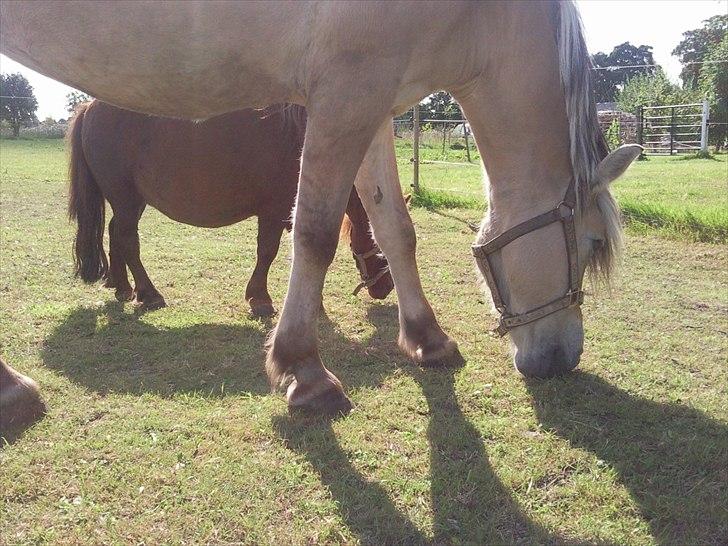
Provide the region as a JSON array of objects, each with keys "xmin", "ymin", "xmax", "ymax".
[
  {"xmin": 394, "ymin": 140, "xmax": 728, "ymax": 243},
  {"xmin": 1, "ymin": 139, "xmax": 727, "ymax": 545}
]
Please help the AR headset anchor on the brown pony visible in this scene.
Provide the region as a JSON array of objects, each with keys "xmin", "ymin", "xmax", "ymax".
[{"xmin": 67, "ymin": 101, "xmax": 393, "ymax": 315}]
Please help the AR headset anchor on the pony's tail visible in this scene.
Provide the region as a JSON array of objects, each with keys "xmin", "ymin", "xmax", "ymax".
[{"xmin": 67, "ymin": 103, "xmax": 108, "ymax": 283}]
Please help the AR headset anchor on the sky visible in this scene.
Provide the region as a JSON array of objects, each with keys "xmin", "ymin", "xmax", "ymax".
[{"xmin": 0, "ymin": 0, "xmax": 725, "ymax": 120}]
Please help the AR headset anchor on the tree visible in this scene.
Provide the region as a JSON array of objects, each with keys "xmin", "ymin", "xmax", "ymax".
[
  {"xmin": 699, "ymin": 34, "xmax": 728, "ymax": 150},
  {"xmin": 421, "ymin": 91, "xmax": 463, "ymax": 121},
  {"xmin": 591, "ymin": 42, "xmax": 656, "ymax": 103},
  {"xmin": 0, "ymin": 73, "xmax": 38, "ymax": 137},
  {"xmin": 673, "ymin": 14, "xmax": 727, "ymax": 89},
  {"xmin": 617, "ymin": 69, "xmax": 699, "ymax": 114},
  {"xmin": 65, "ymin": 91, "xmax": 91, "ymax": 115}
]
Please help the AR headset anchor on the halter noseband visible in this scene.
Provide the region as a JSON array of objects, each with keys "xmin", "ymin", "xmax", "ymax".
[
  {"xmin": 352, "ymin": 245, "xmax": 390, "ymax": 296},
  {"xmin": 471, "ymin": 180, "xmax": 584, "ymax": 337}
]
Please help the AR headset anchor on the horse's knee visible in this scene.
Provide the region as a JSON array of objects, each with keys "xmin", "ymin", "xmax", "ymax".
[{"xmin": 293, "ymin": 220, "xmax": 339, "ymax": 267}]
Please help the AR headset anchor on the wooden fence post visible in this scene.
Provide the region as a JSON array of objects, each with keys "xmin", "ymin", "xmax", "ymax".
[
  {"xmin": 669, "ymin": 106, "xmax": 675, "ymax": 155},
  {"xmin": 464, "ymin": 123, "xmax": 471, "ymax": 163},
  {"xmin": 412, "ymin": 105, "xmax": 420, "ymax": 193},
  {"xmin": 636, "ymin": 106, "xmax": 643, "ymax": 147}
]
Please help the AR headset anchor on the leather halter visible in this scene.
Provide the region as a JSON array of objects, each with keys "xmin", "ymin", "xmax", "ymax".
[
  {"xmin": 471, "ymin": 180, "xmax": 584, "ymax": 337},
  {"xmin": 352, "ymin": 245, "xmax": 390, "ymax": 296}
]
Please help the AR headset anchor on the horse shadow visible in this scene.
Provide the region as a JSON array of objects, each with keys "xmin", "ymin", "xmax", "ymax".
[
  {"xmin": 275, "ymin": 304, "xmax": 589, "ymax": 545},
  {"xmin": 526, "ymin": 374, "xmax": 728, "ymax": 545},
  {"xmin": 40, "ymin": 300, "xmax": 404, "ymax": 399},
  {"xmin": 40, "ymin": 302, "xmax": 273, "ymax": 396},
  {"xmin": 40, "ymin": 301, "xmax": 726, "ymax": 544}
]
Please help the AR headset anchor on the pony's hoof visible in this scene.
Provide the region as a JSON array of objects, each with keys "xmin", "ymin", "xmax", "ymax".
[
  {"xmin": 115, "ymin": 287, "xmax": 134, "ymax": 302},
  {"xmin": 135, "ymin": 293, "xmax": 167, "ymax": 311},
  {"xmin": 0, "ymin": 373, "xmax": 47, "ymax": 440},
  {"xmin": 250, "ymin": 302, "xmax": 276, "ymax": 318},
  {"xmin": 286, "ymin": 379, "xmax": 352, "ymax": 417}
]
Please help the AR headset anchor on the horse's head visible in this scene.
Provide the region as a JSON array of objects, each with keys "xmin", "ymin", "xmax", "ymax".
[{"xmin": 473, "ymin": 145, "xmax": 641, "ymax": 378}]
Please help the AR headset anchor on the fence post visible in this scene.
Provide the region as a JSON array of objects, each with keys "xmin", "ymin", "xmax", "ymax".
[
  {"xmin": 636, "ymin": 106, "xmax": 643, "ymax": 147},
  {"xmin": 463, "ymin": 123, "xmax": 472, "ymax": 163},
  {"xmin": 700, "ymin": 98, "xmax": 709, "ymax": 153},
  {"xmin": 412, "ymin": 105, "xmax": 420, "ymax": 193},
  {"xmin": 669, "ymin": 106, "xmax": 675, "ymax": 155}
]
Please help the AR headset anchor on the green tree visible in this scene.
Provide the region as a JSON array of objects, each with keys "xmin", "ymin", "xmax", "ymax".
[
  {"xmin": 591, "ymin": 42, "xmax": 656, "ymax": 102},
  {"xmin": 616, "ymin": 69, "xmax": 681, "ymax": 114},
  {"xmin": 673, "ymin": 14, "xmax": 727, "ymax": 89},
  {"xmin": 421, "ymin": 91, "xmax": 463, "ymax": 121},
  {"xmin": 0, "ymin": 73, "xmax": 38, "ymax": 137},
  {"xmin": 699, "ymin": 34, "xmax": 728, "ymax": 150},
  {"xmin": 65, "ymin": 91, "xmax": 91, "ymax": 115}
]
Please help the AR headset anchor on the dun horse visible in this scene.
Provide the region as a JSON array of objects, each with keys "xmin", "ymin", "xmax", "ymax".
[
  {"xmin": 1, "ymin": 1, "xmax": 641, "ymax": 415},
  {"xmin": 67, "ymin": 101, "xmax": 393, "ymax": 315}
]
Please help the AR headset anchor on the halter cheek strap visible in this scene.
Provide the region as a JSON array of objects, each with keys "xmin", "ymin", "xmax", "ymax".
[
  {"xmin": 471, "ymin": 180, "xmax": 584, "ymax": 336},
  {"xmin": 352, "ymin": 245, "xmax": 390, "ymax": 296}
]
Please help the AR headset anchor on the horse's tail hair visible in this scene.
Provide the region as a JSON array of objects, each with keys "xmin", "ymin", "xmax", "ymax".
[{"xmin": 67, "ymin": 102, "xmax": 108, "ymax": 283}]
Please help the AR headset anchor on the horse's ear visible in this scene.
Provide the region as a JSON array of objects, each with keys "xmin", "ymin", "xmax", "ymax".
[
  {"xmin": 404, "ymin": 193, "xmax": 412, "ymax": 208},
  {"xmin": 592, "ymin": 144, "xmax": 642, "ymax": 193}
]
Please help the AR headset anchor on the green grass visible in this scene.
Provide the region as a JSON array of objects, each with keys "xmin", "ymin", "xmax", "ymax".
[
  {"xmin": 394, "ymin": 139, "xmax": 728, "ymax": 243},
  {"xmin": 1, "ymin": 139, "xmax": 727, "ymax": 545}
]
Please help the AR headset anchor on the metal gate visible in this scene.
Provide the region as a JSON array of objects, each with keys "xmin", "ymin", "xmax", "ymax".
[{"xmin": 638, "ymin": 101, "xmax": 709, "ymax": 155}]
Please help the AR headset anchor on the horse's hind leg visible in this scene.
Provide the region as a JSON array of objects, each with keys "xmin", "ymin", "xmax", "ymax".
[
  {"xmin": 113, "ymin": 204, "xmax": 166, "ymax": 310},
  {"xmin": 104, "ymin": 216, "xmax": 134, "ymax": 302},
  {"xmin": 246, "ymin": 216, "xmax": 285, "ymax": 317}
]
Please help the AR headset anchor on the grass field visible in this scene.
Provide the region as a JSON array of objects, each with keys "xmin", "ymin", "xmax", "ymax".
[
  {"xmin": 1, "ymin": 139, "xmax": 726, "ymax": 545},
  {"xmin": 393, "ymin": 138, "xmax": 728, "ymax": 243}
]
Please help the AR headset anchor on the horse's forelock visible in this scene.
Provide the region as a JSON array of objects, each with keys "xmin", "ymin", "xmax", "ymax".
[{"xmin": 556, "ymin": 0, "xmax": 620, "ymax": 282}]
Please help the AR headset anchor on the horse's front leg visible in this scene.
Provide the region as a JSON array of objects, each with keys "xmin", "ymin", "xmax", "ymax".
[
  {"xmin": 266, "ymin": 108, "xmax": 387, "ymax": 415},
  {"xmin": 354, "ymin": 122, "xmax": 458, "ymax": 364}
]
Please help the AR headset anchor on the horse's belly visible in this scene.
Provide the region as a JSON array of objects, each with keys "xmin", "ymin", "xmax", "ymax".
[{"xmin": 138, "ymin": 178, "xmax": 260, "ymax": 229}]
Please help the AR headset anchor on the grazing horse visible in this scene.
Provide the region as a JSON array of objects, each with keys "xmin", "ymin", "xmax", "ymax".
[
  {"xmin": 0, "ymin": 359, "xmax": 46, "ymax": 440},
  {"xmin": 1, "ymin": 1, "xmax": 641, "ymax": 415},
  {"xmin": 67, "ymin": 101, "xmax": 393, "ymax": 315}
]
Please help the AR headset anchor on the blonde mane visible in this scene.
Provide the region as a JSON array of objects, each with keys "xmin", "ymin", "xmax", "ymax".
[{"xmin": 557, "ymin": 0, "xmax": 621, "ymax": 281}]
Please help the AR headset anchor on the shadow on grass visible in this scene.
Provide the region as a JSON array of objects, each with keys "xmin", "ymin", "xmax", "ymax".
[
  {"xmin": 41, "ymin": 302, "xmax": 272, "ymax": 397},
  {"xmin": 527, "ymin": 373, "xmax": 728, "ymax": 545},
  {"xmin": 274, "ymin": 304, "xmax": 586, "ymax": 545},
  {"xmin": 40, "ymin": 302, "xmax": 727, "ymax": 544}
]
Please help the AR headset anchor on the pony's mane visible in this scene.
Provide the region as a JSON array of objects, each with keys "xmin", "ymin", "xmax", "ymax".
[{"xmin": 556, "ymin": 0, "xmax": 621, "ymax": 281}]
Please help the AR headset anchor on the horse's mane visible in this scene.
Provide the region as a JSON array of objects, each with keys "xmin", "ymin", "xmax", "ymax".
[{"xmin": 556, "ymin": 1, "xmax": 621, "ymax": 281}]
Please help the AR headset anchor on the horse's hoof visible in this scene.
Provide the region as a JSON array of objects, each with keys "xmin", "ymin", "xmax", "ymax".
[
  {"xmin": 250, "ymin": 302, "xmax": 276, "ymax": 318},
  {"xmin": 418, "ymin": 339, "xmax": 464, "ymax": 368},
  {"xmin": 286, "ymin": 378, "xmax": 353, "ymax": 417},
  {"xmin": 135, "ymin": 293, "xmax": 167, "ymax": 311},
  {"xmin": 0, "ymin": 373, "xmax": 47, "ymax": 440},
  {"xmin": 115, "ymin": 287, "xmax": 134, "ymax": 302}
]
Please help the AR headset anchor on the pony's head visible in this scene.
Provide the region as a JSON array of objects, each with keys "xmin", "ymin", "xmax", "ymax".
[{"xmin": 341, "ymin": 215, "xmax": 394, "ymax": 300}]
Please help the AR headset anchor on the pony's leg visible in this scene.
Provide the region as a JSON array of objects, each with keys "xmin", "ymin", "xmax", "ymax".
[
  {"xmin": 266, "ymin": 107, "xmax": 387, "ymax": 414},
  {"xmin": 354, "ymin": 122, "xmax": 458, "ymax": 363},
  {"xmin": 246, "ymin": 215, "xmax": 285, "ymax": 317},
  {"xmin": 105, "ymin": 215, "xmax": 134, "ymax": 302},
  {"xmin": 0, "ymin": 357, "xmax": 46, "ymax": 438},
  {"xmin": 114, "ymin": 204, "xmax": 166, "ymax": 310}
]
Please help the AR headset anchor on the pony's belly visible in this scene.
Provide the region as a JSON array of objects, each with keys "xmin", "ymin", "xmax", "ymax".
[{"xmin": 136, "ymin": 172, "xmax": 263, "ymax": 229}]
